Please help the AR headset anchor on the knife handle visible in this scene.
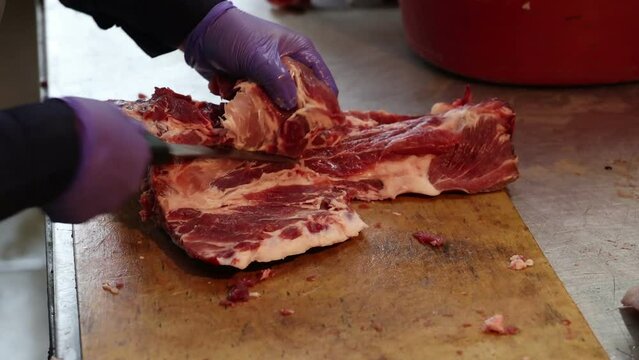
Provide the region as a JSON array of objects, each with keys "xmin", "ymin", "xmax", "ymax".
[{"xmin": 144, "ymin": 133, "xmax": 172, "ymax": 165}]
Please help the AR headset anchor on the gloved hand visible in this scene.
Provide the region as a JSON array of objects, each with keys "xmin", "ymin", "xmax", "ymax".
[
  {"xmin": 44, "ymin": 98, "xmax": 151, "ymax": 223},
  {"xmin": 182, "ymin": 1, "xmax": 338, "ymax": 110}
]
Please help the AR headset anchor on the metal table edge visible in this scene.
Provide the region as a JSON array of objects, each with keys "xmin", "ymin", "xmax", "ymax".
[{"xmin": 46, "ymin": 220, "xmax": 83, "ymax": 360}]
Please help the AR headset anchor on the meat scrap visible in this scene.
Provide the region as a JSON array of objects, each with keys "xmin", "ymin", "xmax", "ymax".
[
  {"xmin": 509, "ymin": 254, "xmax": 534, "ymax": 270},
  {"xmin": 413, "ymin": 231, "xmax": 445, "ymax": 247},
  {"xmin": 370, "ymin": 320, "xmax": 384, "ymax": 332},
  {"xmin": 101, "ymin": 282, "xmax": 121, "ymax": 295},
  {"xmin": 259, "ymin": 269, "xmax": 275, "ymax": 281},
  {"xmin": 279, "ymin": 308, "xmax": 295, "ymax": 316},
  {"xmin": 267, "ymin": 0, "xmax": 311, "ymax": 10},
  {"xmin": 267, "ymin": 0, "xmax": 398, "ymax": 10},
  {"xmin": 219, "ymin": 269, "xmax": 274, "ymax": 307},
  {"xmin": 481, "ymin": 314, "xmax": 520, "ymax": 335},
  {"xmin": 123, "ymin": 58, "xmax": 519, "ymax": 270}
]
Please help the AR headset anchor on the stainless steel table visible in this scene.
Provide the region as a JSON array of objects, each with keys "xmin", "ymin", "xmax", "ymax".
[{"xmin": 45, "ymin": 0, "xmax": 639, "ymax": 358}]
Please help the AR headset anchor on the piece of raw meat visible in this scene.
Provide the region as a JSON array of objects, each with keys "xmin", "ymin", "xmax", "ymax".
[
  {"xmin": 412, "ymin": 231, "xmax": 445, "ymax": 247},
  {"xmin": 266, "ymin": 0, "xmax": 397, "ymax": 10},
  {"xmin": 121, "ymin": 59, "xmax": 518, "ymax": 269},
  {"xmin": 267, "ymin": 0, "xmax": 311, "ymax": 10},
  {"xmin": 481, "ymin": 314, "xmax": 520, "ymax": 335},
  {"xmin": 116, "ymin": 88, "xmax": 226, "ymax": 146}
]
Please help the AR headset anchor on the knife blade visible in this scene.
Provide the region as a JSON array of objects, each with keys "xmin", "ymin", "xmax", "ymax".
[{"xmin": 144, "ymin": 133, "xmax": 296, "ymax": 165}]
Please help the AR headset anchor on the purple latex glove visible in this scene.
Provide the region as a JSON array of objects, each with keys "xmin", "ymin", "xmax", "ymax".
[
  {"xmin": 44, "ymin": 97, "xmax": 151, "ymax": 223},
  {"xmin": 183, "ymin": 1, "xmax": 338, "ymax": 110}
]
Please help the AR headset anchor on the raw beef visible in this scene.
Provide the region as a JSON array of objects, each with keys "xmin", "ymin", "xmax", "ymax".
[
  {"xmin": 120, "ymin": 58, "xmax": 519, "ymax": 269},
  {"xmin": 412, "ymin": 231, "xmax": 445, "ymax": 247},
  {"xmin": 266, "ymin": 0, "xmax": 398, "ymax": 10},
  {"xmin": 481, "ymin": 314, "xmax": 520, "ymax": 335},
  {"xmin": 267, "ymin": 0, "xmax": 311, "ymax": 10}
]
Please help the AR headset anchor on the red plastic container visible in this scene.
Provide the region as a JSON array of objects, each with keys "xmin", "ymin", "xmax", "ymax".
[{"xmin": 399, "ymin": 0, "xmax": 639, "ymax": 85}]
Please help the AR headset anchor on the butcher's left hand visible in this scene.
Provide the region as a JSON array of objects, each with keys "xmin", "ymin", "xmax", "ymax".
[{"xmin": 182, "ymin": 1, "xmax": 338, "ymax": 110}]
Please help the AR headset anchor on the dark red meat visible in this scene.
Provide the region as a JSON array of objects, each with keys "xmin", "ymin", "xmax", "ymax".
[
  {"xmin": 267, "ymin": 0, "xmax": 311, "ymax": 10},
  {"xmin": 412, "ymin": 231, "xmax": 445, "ymax": 247}
]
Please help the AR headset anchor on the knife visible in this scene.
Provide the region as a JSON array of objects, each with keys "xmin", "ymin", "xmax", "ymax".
[{"xmin": 144, "ymin": 133, "xmax": 296, "ymax": 165}]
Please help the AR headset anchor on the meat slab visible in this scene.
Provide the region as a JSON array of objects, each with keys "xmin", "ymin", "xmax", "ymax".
[{"xmin": 119, "ymin": 58, "xmax": 519, "ymax": 269}]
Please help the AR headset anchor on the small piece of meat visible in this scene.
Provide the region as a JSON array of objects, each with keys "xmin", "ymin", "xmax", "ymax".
[
  {"xmin": 481, "ymin": 314, "xmax": 519, "ymax": 335},
  {"xmin": 306, "ymin": 275, "xmax": 318, "ymax": 282},
  {"xmin": 622, "ymin": 285, "xmax": 639, "ymax": 310},
  {"xmin": 482, "ymin": 314, "xmax": 505, "ymax": 333},
  {"xmin": 413, "ymin": 231, "xmax": 445, "ymax": 247},
  {"xmin": 226, "ymin": 282, "xmax": 251, "ymax": 303},
  {"xmin": 371, "ymin": 321, "xmax": 384, "ymax": 332},
  {"xmin": 509, "ymin": 254, "xmax": 534, "ymax": 270},
  {"xmin": 101, "ymin": 282, "xmax": 120, "ymax": 295},
  {"xmin": 220, "ymin": 270, "xmax": 275, "ymax": 307},
  {"xmin": 279, "ymin": 308, "xmax": 295, "ymax": 316},
  {"xmin": 268, "ymin": 0, "xmax": 311, "ymax": 10},
  {"xmin": 260, "ymin": 269, "xmax": 275, "ymax": 281}
]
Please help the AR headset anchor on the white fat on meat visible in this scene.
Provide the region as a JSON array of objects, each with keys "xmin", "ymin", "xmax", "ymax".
[
  {"xmin": 221, "ymin": 83, "xmax": 281, "ymax": 151},
  {"xmin": 345, "ymin": 155, "xmax": 439, "ymax": 200},
  {"xmin": 343, "ymin": 114, "xmax": 378, "ymax": 127},
  {"xmin": 156, "ymin": 162, "xmax": 320, "ymax": 210},
  {"xmin": 234, "ymin": 209, "xmax": 365, "ymax": 268},
  {"xmin": 436, "ymin": 105, "xmax": 514, "ymax": 133}
]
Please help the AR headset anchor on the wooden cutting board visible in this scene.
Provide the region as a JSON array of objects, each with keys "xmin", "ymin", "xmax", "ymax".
[{"xmin": 74, "ymin": 191, "xmax": 606, "ymax": 359}]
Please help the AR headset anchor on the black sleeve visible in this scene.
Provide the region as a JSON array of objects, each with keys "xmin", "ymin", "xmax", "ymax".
[
  {"xmin": 59, "ymin": 0, "xmax": 224, "ymax": 57},
  {"xmin": 0, "ymin": 100, "xmax": 80, "ymax": 220}
]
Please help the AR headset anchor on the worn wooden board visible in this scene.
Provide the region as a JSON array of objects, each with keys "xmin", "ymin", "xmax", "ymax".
[{"xmin": 74, "ymin": 191, "xmax": 606, "ymax": 359}]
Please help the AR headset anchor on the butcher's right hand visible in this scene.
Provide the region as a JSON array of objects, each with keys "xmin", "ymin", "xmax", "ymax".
[
  {"xmin": 181, "ymin": 1, "xmax": 338, "ymax": 109},
  {"xmin": 44, "ymin": 98, "xmax": 151, "ymax": 223}
]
